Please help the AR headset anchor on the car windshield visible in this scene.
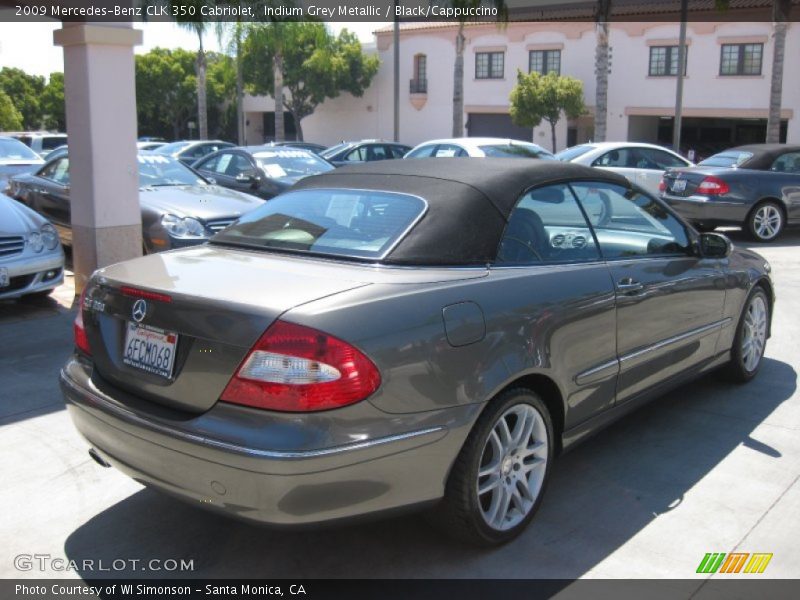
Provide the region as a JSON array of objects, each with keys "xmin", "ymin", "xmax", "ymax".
[
  {"xmin": 211, "ymin": 188, "xmax": 426, "ymax": 260},
  {"xmin": 0, "ymin": 138, "xmax": 40, "ymax": 161},
  {"xmin": 320, "ymin": 143, "xmax": 354, "ymax": 159},
  {"xmin": 253, "ymin": 149, "xmax": 334, "ymax": 181},
  {"xmin": 137, "ymin": 154, "xmax": 206, "ymax": 187},
  {"xmin": 555, "ymin": 145, "xmax": 594, "ymax": 162},
  {"xmin": 479, "ymin": 144, "xmax": 554, "ymax": 159},
  {"xmin": 154, "ymin": 141, "xmax": 192, "ymax": 155},
  {"xmin": 699, "ymin": 151, "xmax": 753, "ymax": 168}
]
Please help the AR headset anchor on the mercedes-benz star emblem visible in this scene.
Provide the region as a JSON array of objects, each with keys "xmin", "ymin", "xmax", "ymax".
[{"xmin": 131, "ymin": 299, "xmax": 147, "ymax": 323}]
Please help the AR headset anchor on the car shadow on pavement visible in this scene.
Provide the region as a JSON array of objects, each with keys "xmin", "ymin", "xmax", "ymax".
[{"xmin": 63, "ymin": 357, "xmax": 796, "ymax": 580}]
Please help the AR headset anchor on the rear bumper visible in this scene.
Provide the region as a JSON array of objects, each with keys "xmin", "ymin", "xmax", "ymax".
[
  {"xmin": 60, "ymin": 356, "xmax": 474, "ymax": 526},
  {"xmin": 663, "ymin": 194, "xmax": 750, "ymax": 227}
]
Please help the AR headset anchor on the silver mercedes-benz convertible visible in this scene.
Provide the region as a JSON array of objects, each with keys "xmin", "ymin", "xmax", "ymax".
[{"xmin": 61, "ymin": 159, "xmax": 773, "ymax": 545}]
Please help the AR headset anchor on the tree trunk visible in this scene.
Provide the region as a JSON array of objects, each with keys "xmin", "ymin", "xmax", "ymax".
[
  {"xmin": 452, "ymin": 22, "xmax": 465, "ymax": 137},
  {"xmin": 274, "ymin": 51, "xmax": 285, "ymax": 142},
  {"xmin": 236, "ymin": 20, "xmax": 244, "ymax": 145},
  {"xmin": 550, "ymin": 121, "xmax": 557, "ymax": 153},
  {"xmin": 766, "ymin": 3, "xmax": 789, "ymax": 143},
  {"xmin": 594, "ymin": 0, "xmax": 611, "ymax": 143},
  {"xmin": 295, "ymin": 115, "xmax": 304, "ymax": 142},
  {"xmin": 196, "ymin": 30, "xmax": 208, "ymax": 140}
]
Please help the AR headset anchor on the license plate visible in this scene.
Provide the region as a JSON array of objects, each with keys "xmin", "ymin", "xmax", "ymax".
[
  {"xmin": 671, "ymin": 179, "xmax": 687, "ymax": 193},
  {"xmin": 123, "ymin": 322, "xmax": 178, "ymax": 379},
  {"xmin": 0, "ymin": 267, "xmax": 8, "ymax": 288}
]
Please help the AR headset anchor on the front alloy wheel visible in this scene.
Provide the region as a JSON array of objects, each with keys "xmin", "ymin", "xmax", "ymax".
[
  {"xmin": 433, "ymin": 389, "xmax": 553, "ymax": 545},
  {"xmin": 748, "ymin": 202, "xmax": 783, "ymax": 242},
  {"xmin": 726, "ymin": 287, "xmax": 769, "ymax": 383}
]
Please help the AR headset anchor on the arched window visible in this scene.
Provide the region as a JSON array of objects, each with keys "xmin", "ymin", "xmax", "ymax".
[{"xmin": 411, "ymin": 54, "xmax": 427, "ymax": 93}]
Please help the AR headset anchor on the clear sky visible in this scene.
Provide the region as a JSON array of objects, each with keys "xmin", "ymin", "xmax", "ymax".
[{"xmin": 0, "ymin": 21, "xmax": 380, "ymax": 79}]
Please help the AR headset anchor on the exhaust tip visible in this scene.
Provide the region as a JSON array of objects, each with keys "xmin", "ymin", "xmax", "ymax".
[{"xmin": 88, "ymin": 448, "xmax": 111, "ymax": 468}]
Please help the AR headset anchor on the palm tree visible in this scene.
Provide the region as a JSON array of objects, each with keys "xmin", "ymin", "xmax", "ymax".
[
  {"xmin": 450, "ymin": 0, "xmax": 507, "ymax": 137},
  {"xmin": 177, "ymin": 19, "xmax": 210, "ymax": 140},
  {"xmin": 594, "ymin": 0, "xmax": 611, "ymax": 142},
  {"xmin": 766, "ymin": 0, "xmax": 791, "ymax": 143}
]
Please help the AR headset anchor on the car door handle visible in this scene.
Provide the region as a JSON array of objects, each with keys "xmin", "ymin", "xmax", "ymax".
[{"xmin": 617, "ymin": 278, "xmax": 644, "ymax": 294}]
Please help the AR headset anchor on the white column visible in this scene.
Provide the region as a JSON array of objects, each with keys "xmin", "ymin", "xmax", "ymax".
[{"xmin": 54, "ymin": 22, "xmax": 143, "ymax": 293}]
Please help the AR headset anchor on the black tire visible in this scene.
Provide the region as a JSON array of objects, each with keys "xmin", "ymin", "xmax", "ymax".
[
  {"xmin": 746, "ymin": 201, "xmax": 784, "ymax": 242},
  {"xmin": 431, "ymin": 388, "xmax": 554, "ymax": 546},
  {"xmin": 724, "ymin": 286, "xmax": 770, "ymax": 383}
]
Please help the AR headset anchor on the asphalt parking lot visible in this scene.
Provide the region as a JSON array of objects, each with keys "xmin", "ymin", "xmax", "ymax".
[{"xmin": 0, "ymin": 231, "xmax": 798, "ymax": 583}]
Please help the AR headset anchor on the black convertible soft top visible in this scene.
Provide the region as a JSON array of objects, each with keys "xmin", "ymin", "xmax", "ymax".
[
  {"xmin": 292, "ymin": 158, "xmax": 629, "ymax": 266},
  {"xmin": 730, "ymin": 144, "xmax": 800, "ymax": 170}
]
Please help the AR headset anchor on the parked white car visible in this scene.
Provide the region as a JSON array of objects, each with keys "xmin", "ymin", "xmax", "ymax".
[
  {"xmin": 405, "ymin": 137, "xmax": 555, "ymax": 160},
  {"xmin": 0, "ymin": 193, "xmax": 64, "ymax": 300},
  {"xmin": 556, "ymin": 142, "xmax": 692, "ymax": 196}
]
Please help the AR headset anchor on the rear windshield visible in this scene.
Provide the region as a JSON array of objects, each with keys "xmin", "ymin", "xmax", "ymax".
[
  {"xmin": 253, "ymin": 149, "xmax": 334, "ymax": 181},
  {"xmin": 555, "ymin": 145, "xmax": 594, "ymax": 162},
  {"xmin": 0, "ymin": 138, "xmax": 40, "ymax": 160},
  {"xmin": 211, "ymin": 188, "xmax": 426, "ymax": 260},
  {"xmin": 480, "ymin": 144, "xmax": 554, "ymax": 159},
  {"xmin": 699, "ymin": 151, "xmax": 753, "ymax": 168}
]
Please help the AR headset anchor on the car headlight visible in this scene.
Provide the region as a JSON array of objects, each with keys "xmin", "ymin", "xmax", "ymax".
[
  {"xmin": 41, "ymin": 223, "xmax": 59, "ymax": 251},
  {"xmin": 161, "ymin": 214, "xmax": 208, "ymax": 239},
  {"xmin": 28, "ymin": 231, "xmax": 44, "ymax": 253}
]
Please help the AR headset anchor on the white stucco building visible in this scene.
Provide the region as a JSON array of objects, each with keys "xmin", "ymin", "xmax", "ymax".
[{"xmin": 243, "ymin": 19, "xmax": 799, "ymax": 156}]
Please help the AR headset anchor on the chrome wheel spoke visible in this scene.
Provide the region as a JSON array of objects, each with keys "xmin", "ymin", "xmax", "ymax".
[
  {"xmin": 741, "ymin": 295, "xmax": 767, "ymax": 372},
  {"xmin": 477, "ymin": 403, "xmax": 549, "ymax": 531}
]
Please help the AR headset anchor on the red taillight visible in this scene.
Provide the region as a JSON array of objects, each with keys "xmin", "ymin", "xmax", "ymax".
[
  {"xmin": 120, "ymin": 286, "xmax": 172, "ymax": 303},
  {"xmin": 697, "ymin": 176, "xmax": 730, "ymax": 196},
  {"xmin": 74, "ymin": 286, "xmax": 91, "ymax": 355},
  {"xmin": 658, "ymin": 178, "xmax": 667, "ymax": 193},
  {"xmin": 221, "ymin": 320, "xmax": 381, "ymax": 412}
]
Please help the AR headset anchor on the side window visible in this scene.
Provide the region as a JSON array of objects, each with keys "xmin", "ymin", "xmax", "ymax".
[
  {"xmin": 406, "ymin": 145, "xmax": 437, "ymax": 159},
  {"xmin": 389, "ymin": 145, "xmax": 407, "ymax": 159},
  {"xmin": 641, "ymin": 148, "xmax": 688, "ymax": 169},
  {"xmin": 571, "ymin": 181, "xmax": 692, "ymax": 259},
  {"xmin": 195, "ymin": 154, "xmax": 220, "ymax": 172},
  {"xmin": 771, "ymin": 152, "xmax": 800, "ymax": 173},
  {"xmin": 496, "ymin": 184, "xmax": 600, "ymax": 265},
  {"xmin": 367, "ymin": 145, "xmax": 389, "ymax": 161},
  {"xmin": 433, "ymin": 144, "xmax": 466, "ymax": 157},
  {"xmin": 226, "ymin": 154, "xmax": 254, "ymax": 176},
  {"xmin": 40, "ymin": 158, "xmax": 70, "ymax": 186},
  {"xmin": 592, "ymin": 148, "xmax": 631, "ymax": 167},
  {"xmin": 345, "ymin": 147, "xmax": 367, "ymax": 161}
]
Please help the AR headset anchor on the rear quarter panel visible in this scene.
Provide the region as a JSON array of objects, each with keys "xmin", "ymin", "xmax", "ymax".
[{"xmin": 283, "ymin": 263, "xmax": 617, "ymax": 431}]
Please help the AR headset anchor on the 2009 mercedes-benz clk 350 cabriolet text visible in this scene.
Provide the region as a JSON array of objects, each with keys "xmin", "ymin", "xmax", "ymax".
[{"xmin": 61, "ymin": 159, "xmax": 773, "ymax": 545}]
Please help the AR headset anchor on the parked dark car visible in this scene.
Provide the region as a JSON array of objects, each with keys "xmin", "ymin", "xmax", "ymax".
[
  {"xmin": 192, "ymin": 146, "xmax": 334, "ymax": 200},
  {"xmin": 154, "ymin": 140, "xmax": 235, "ymax": 166},
  {"xmin": 0, "ymin": 136, "xmax": 44, "ymax": 194},
  {"xmin": 61, "ymin": 159, "xmax": 772, "ymax": 545},
  {"xmin": 661, "ymin": 144, "xmax": 800, "ymax": 241},
  {"xmin": 267, "ymin": 141, "xmax": 327, "ymax": 155},
  {"xmin": 9, "ymin": 152, "xmax": 264, "ymax": 252},
  {"xmin": 320, "ymin": 140, "xmax": 412, "ymax": 166}
]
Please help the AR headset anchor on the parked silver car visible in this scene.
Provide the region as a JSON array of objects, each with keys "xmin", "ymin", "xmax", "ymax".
[
  {"xmin": 0, "ymin": 136, "xmax": 44, "ymax": 194},
  {"xmin": 61, "ymin": 159, "xmax": 772, "ymax": 545},
  {"xmin": 0, "ymin": 192, "xmax": 64, "ymax": 300}
]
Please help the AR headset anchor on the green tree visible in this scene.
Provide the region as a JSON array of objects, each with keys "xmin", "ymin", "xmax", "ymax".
[
  {"xmin": 0, "ymin": 89, "xmax": 23, "ymax": 131},
  {"xmin": 243, "ymin": 23, "xmax": 379, "ymax": 141},
  {"xmin": 206, "ymin": 52, "xmax": 238, "ymax": 140},
  {"xmin": 0, "ymin": 67, "xmax": 45, "ymax": 129},
  {"xmin": 510, "ymin": 71, "xmax": 585, "ymax": 152},
  {"xmin": 135, "ymin": 48, "xmax": 197, "ymax": 139},
  {"xmin": 41, "ymin": 72, "xmax": 66, "ymax": 131}
]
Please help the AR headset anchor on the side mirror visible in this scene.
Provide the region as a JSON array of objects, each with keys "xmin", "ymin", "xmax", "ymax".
[
  {"xmin": 235, "ymin": 170, "xmax": 260, "ymax": 183},
  {"xmin": 699, "ymin": 232, "xmax": 732, "ymax": 258}
]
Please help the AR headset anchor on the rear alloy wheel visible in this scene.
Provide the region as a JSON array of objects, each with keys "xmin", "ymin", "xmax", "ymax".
[
  {"xmin": 433, "ymin": 389, "xmax": 553, "ymax": 545},
  {"xmin": 726, "ymin": 287, "xmax": 769, "ymax": 382},
  {"xmin": 747, "ymin": 202, "xmax": 783, "ymax": 242}
]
